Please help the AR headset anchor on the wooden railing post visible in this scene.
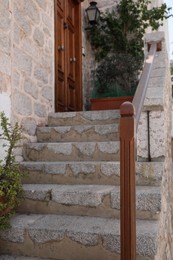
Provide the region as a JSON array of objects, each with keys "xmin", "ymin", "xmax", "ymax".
[{"xmin": 120, "ymin": 102, "xmax": 136, "ymax": 260}]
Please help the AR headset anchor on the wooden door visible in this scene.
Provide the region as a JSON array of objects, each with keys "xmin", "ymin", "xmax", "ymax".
[{"xmin": 55, "ymin": 0, "xmax": 82, "ymax": 112}]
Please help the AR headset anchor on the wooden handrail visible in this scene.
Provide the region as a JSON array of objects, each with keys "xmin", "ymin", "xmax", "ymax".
[
  {"xmin": 133, "ymin": 42, "xmax": 158, "ymax": 128},
  {"xmin": 120, "ymin": 41, "xmax": 161, "ymax": 260}
]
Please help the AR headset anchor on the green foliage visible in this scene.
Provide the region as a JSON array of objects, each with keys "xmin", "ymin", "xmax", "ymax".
[
  {"xmin": 171, "ymin": 61, "xmax": 173, "ymax": 75},
  {"xmin": 93, "ymin": 53, "xmax": 140, "ymax": 98},
  {"xmin": 0, "ymin": 112, "xmax": 24, "ymax": 230},
  {"xmin": 89, "ymin": 0, "xmax": 172, "ymax": 98}
]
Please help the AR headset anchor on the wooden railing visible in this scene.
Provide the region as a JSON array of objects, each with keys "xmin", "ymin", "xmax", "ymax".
[{"xmin": 120, "ymin": 41, "xmax": 161, "ymax": 260}]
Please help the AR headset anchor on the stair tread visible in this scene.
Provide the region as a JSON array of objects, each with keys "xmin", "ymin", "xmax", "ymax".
[
  {"xmin": 12, "ymin": 109, "xmax": 163, "ymax": 259},
  {"xmin": 37, "ymin": 124, "xmax": 119, "ymax": 131},
  {"xmin": 22, "ymin": 184, "xmax": 161, "ymax": 212},
  {"xmin": 21, "ymin": 161, "xmax": 163, "ymax": 186},
  {"xmin": 37, "ymin": 124, "xmax": 119, "ymax": 142},
  {"xmin": 23, "ymin": 141, "xmax": 120, "ymax": 162},
  {"xmin": 0, "ymin": 214, "xmax": 158, "ymax": 257},
  {"xmin": 48, "ymin": 110, "xmax": 120, "ymax": 126},
  {"xmin": 0, "ymin": 256, "xmax": 50, "ymax": 260},
  {"xmin": 25, "ymin": 141, "xmax": 120, "ymax": 145},
  {"xmin": 23, "ymin": 183, "xmax": 161, "ymax": 192}
]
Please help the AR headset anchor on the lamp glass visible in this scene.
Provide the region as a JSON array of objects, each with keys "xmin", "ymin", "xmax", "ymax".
[{"xmin": 86, "ymin": 1, "xmax": 100, "ymax": 25}]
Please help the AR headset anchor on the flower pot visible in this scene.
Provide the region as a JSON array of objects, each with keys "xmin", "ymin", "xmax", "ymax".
[{"xmin": 90, "ymin": 96, "xmax": 133, "ymax": 110}]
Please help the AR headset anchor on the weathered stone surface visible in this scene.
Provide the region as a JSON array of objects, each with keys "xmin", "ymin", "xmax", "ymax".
[
  {"xmin": 34, "ymin": 103, "xmax": 46, "ymax": 118},
  {"xmin": 35, "ymin": 0, "xmax": 47, "ymax": 11},
  {"xmin": 14, "ymin": 48, "xmax": 32, "ymax": 75},
  {"xmin": 22, "ymin": 184, "xmax": 161, "ymax": 218},
  {"xmin": 51, "ymin": 185, "xmax": 114, "ymax": 207},
  {"xmin": 74, "ymin": 142, "xmax": 97, "ymax": 156},
  {"xmin": 0, "ymin": 0, "xmax": 54, "ymax": 139},
  {"xmin": 13, "ymin": 70, "xmax": 20, "ymax": 88},
  {"xmin": 42, "ymin": 13, "xmax": 53, "ymax": 31},
  {"xmin": 14, "ymin": 5, "xmax": 32, "ymax": 35},
  {"xmin": 23, "ymin": 184, "xmax": 52, "ymax": 201},
  {"xmin": 21, "ymin": 117, "xmax": 37, "ymax": 136},
  {"xmin": 28, "ymin": 215, "xmax": 73, "ymax": 243},
  {"xmin": 0, "ymin": 32, "xmax": 10, "ymax": 54},
  {"xmin": 37, "ymin": 124, "xmax": 119, "ymax": 142},
  {"xmin": 36, "ymin": 124, "xmax": 119, "ymax": 143},
  {"xmin": 41, "ymin": 54, "xmax": 53, "ymax": 70},
  {"xmin": 34, "ymin": 66, "xmax": 49, "ymax": 84},
  {"xmin": 48, "ymin": 110, "xmax": 120, "ymax": 126},
  {"xmin": 0, "ymin": 52, "xmax": 11, "ymax": 75},
  {"xmin": 0, "ymin": 214, "xmax": 40, "ymax": 243},
  {"xmin": 14, "ymin": 91, "xmax": 32, "ymax": 116},
  {"xmin": 136, "ymin": 162, "xmax": 163, "ymax": 186},
  {"xmin": 69, "ymin": 163, "xmax": 96, "ymax": 176},
  {"xmin": 136, "ymin": 186, "xmax": 161, "ymax": 212},
  {"xmin": 21, "ymin": 161, "xmax": 163, "ymax": 186},
  {"xmin": 33, "ymin": 28, "xmax": 44, "ymax": 47},
  {"xmin": 145, "ymin": 87, "xmax": 164, "ymax": 108},
  {"xmin": 24, "ymin": 79, "xmax": 38, "ymax": 99},
  {"xmin": 23, "ymin": 141, "xmax": 120, "ymax": 161},
  {"xmin": 0, "ymin": 214, "xmax": 159, "ymax": 257},
  {"xmin": 41, "ymin": 86, "xmax": 53, "ymax": 101},
  {"xmin": 22, "ymin": 38, "xmax": 40, "ymax": 61},
  {"xmin": 0, "ymin": 256, "xmax": 49, "ymax": 260},
  {"xmin": 22, "ymin": 0, "xmax": 40, "ymax": 24},
  {"xmin": 95, "ymin": 124, "xmax": 118, "ymax": 135},
  {"xmin": 97, "ymin": 142, "xmax": 119, "ymax": 154},
  {"xmin": 0, "ymin": 0, "xmax": 11, "ymax": 31},
  {"xmin": 111, "ymin": 186, "xmax": 161, "ymax": 213},
  {"xmin": 101, "ymin": 162, "xmax": 120, "ymax": 177}
]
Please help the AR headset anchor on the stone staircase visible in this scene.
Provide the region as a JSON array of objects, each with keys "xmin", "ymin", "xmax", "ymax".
[{"xmin": 0, "ymin": 110, "xmax": 163, "ymax": 260}]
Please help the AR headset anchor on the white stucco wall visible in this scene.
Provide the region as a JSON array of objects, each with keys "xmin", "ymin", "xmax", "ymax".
[{"xmin": 0, "ymin": 92, "xmax": 11, "ymax": 161}]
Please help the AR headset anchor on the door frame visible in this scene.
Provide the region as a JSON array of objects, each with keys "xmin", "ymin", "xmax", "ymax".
[{"xmin": 54, "ymin": 0, "xmax": 83, "ymax": 112}]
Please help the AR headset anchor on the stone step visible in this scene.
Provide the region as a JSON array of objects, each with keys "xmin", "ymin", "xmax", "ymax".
[
  {"xmin": 0, "ymin": 256, "xmax": 50, "ymax": 260},
  {"xmin": 21, "ymin": 161, "xmax": 163, "ymax": 186},
  {"xmin": 0, "ymin": 214, "xmax": 158, "ymax": 260},
  {"xmin": 36, "ymin": 124, "xmax": 119, "ymax": 143},
  {"xmin": 18, "ymin": 184, "xmax": 161, "ymax": 219},
  {"xmin": 23, "ymin": 141, "xmax": 120, "ymax": 162},
  {"xmin": 48, "ymin": 110, "xmax": 120, "ymax": 126}
]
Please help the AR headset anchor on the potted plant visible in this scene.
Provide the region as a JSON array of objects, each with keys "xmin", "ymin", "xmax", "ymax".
[
  {"xmin": 0, "ymin": 111, "xmax": 24, "ymax": 230},
  {"xmin": 89, "ymin": 0, "xmax": 172, "ymax": 110}
]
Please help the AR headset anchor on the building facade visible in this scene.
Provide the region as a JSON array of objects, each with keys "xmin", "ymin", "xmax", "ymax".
[{"xmin": 0, "ymin": 0, "xmax": 170, "ymax": 158}]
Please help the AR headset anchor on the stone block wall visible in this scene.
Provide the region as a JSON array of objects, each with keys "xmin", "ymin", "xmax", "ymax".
[
  {"xmin": 0, "ymin": 0, "xmax": 54, "ymax": 161},
  {"xmin": 12, "ymin": 0, "xmax": 54, "ymax": 142},
  {"xmin": 137, "ymin": 32, "xmax": 172, "ymax": 161},
  {"xmin": 137, "ymin": 32, "xmax": 173, "ymax": 259}
]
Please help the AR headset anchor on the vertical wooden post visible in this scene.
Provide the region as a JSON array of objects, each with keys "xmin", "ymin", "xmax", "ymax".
[{"xmin": 120, "ymin": 102, "xmax": 136, "ymax": 260}]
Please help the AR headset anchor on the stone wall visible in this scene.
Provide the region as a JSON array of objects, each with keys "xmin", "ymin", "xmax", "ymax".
[
  {"xmin": 137, "ymin": 32, "xmax": 173, "ymax": 259},
  {"xmin": 11, "ymin": 0, "xmax": 54, "ymax": 144},
  {"xmin": 137, "ymin": 32, "xmax": 171, "ymax": 161},
  {"xmin": 81, "ymin": 0, "xmax": 94, "ymax": 110},
  {"xmin": 0, "ymin": 0, "xmax": 54, "ymax": 161}
]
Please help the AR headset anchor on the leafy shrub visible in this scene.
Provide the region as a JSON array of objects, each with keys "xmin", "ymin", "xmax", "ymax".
[
  {"xmin": 89, "ymin": 0, "xmax": 172, "ymax": 98},
  {"xmin": 0, "ymin": 112, "xmax": 24, "ymax": 230}
]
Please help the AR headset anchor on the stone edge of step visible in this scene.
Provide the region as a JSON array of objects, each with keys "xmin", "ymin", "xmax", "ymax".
[{"xmin": 0, "ymin": 214, "xmax": 158, "ymax": 257}]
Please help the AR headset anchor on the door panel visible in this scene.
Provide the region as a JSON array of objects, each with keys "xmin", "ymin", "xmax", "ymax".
[
  {"xmin": 68, "ymin": 25, "xmax": 75, "ymax": 79},
  {"xmin": 55, "ymin": 0, "xmax": 82, "ymax": 112}
]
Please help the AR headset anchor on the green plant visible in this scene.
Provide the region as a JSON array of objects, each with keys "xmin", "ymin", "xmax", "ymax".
[
  {"xmin": 0, "ymin": 112, "xmax": 24, "ymax": 230},
  {"xmin": 89, "ymin": 0, "xmax": 172, "ymax": 98},
  {"xmin": 93, "ymin": 53, "xmax": 140, "ymax": 98}
]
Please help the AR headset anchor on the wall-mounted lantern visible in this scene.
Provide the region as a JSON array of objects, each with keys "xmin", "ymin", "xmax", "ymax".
[{"xmin": 85, "ymin": 1, "xmax": 100, "ymax": 29}]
